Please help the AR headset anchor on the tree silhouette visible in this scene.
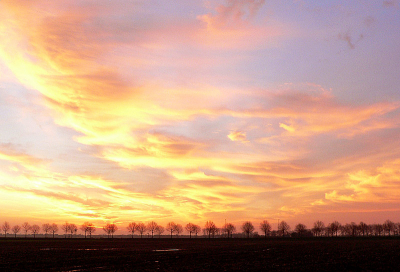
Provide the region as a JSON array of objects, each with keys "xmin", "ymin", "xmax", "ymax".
[
  {"xmin": 42, "ymin": 223, "xmax": 51, "ymax": 238},
  {"xmin": 349, "ymin": 222, "xmax": 358, "ymax": 236},
  {"xmin": 312, "ymin": 221, "xmax": 325, "ymax": 237},
  {"xmin": 80, "ymin": 222, "xmax": 94, "ymax": 238},
  {"xmin": 80, "ymin": 223, "xmax": 88, "ymax": 238},
  {"xmin": 366, "ymin": 224, "xmax": 374, "ymax": 236},
  {"xmin": 61, "ymin": 222, "xmax": 69, "ymax": 238},
  {"xmin": 69, "ymin": 223, "xmax": 78, "ymax": 238},
  {"xmin": 127, "ymin": 222, "xmax": 137, "ymax": 238},
  {"xmin": 103, "ymin": 223, "xmax": 118, "ymax": 238},
  {"xmin": 193, "ymin": 224, "xmax": 201, "ymax": 237},
  {"xmin": 373, "ymin": 224, "xmax": 383, "ymax": 236},
  {"xmin": 135, "ymin": 223, "xmax": 146, "ymax": 238},
  {"xmin": 224, "ymin": 223, "xmax": 236, "ymax": 238},
  {"xmin": 383, "ymin": 220, "xmax": 395, "ymax": 236},
  {"xmin": 12, "ymin": 225, "xmax": 21, "ymax": 238},
  {"xmin": 31, "ymin": 224, "xmax": 40, "ymax": 238},
  {"xmin": 260, "ymin": 220, "xmax": 271, "ymax": 238},
  {"xmin": 155, "ymin": 225, "xmax": 164, "ymax": 238},
  {"xmin": 2, "ymin": 221, "xmax": 10, "ymax": 238},
  {"xmin": 340, "ymin": 224, "xmax": 351, "ymax": 236},
  {"xmin": 185, "ymin": 223, "xmax": 197, "ymax": 238},
  {"xmin": 359, "ymin": 222, "xmax": 368, "ymax": 236},
  {"xmin": 295, "ymin": 223, "xmax": 307, "ymax": 236},
  {"xmin": 327, "ymin": 221, "xmax": 341, "ymax": 237},
  {"xmin": 204, "ymin": 221, "xmax": 217, "ymax": 239},
  {"xmin": 166, "ymin": 222, "xmax": 177, "ymax": 238},
  {"xmin": 51, "ymin": 223, "xmax": 58, "ymax": 238},
  {"xmin": 175, "ymin": 224, "xmax": 183, "ymax": 237},
  {"xmin": 147, "ymin": 221, "xmax": 158, "ymax": 238},
  {"xmin": 278, "ymin": 221, "xmax": 290, "ymax": 236},
  {"xmin": 241, "ymin": 221, "xmax": 255, "ymax": 238},
  {"xmin": 87, "ymin": 223, "xmax": 96, "ymax": 238},
  {"xmin": 22, "ymin": 222, "xmax": 30, "ymax": 238}
]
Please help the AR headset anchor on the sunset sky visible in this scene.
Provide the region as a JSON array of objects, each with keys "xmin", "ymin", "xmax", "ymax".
[{"xmin": 1, "ymin": 0, "xmax": 400, "ymax": 233}]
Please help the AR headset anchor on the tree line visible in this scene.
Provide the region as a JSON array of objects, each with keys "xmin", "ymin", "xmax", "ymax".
[{"xmin": 1, "ymin": 219, "xmax": 399, "ymax": 238}]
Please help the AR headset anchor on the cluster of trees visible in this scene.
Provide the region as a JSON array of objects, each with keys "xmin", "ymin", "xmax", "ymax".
[
  {"xmin": 302, "ymin": 220, "xmax": 400, "ymax": 237},
  {"xmin": 1, "ymin": 219, "xmax": 399, "ymax": 238}
]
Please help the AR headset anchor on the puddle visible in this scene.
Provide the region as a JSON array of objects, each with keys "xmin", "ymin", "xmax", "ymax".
[
  {"xmin": 153, "ymin": 249, "xmax": 181, "ymax": 252},
  {"xmin": 41, "ymin": 248, "xmax": 120, "ymax": 251}
]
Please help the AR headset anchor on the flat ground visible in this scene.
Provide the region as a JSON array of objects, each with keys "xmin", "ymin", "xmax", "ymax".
[{"xmin": 0, "ymin": 237, "xmax": 399, "ymax": 271}]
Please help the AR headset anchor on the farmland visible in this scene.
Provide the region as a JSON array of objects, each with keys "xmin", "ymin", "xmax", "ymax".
[{"xmin": 0, "ymin": 237, "xmax": 399, "ymax": 271}]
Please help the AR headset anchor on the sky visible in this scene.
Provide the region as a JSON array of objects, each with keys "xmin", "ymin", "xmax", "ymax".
[{"xmin": 1, "ymin": 0, "xmax": 400, "ymax": 233}]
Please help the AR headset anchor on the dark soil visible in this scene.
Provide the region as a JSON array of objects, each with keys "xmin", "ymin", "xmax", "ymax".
[{"xmin": 0, "ymin": 237, "xmax": 399, "ymax": 271}]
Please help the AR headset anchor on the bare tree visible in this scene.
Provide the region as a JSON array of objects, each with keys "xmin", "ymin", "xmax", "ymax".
[
  {"xmin": 155, "ymin": 225, "xmax": 164, "ymax": 238},
  {"xmin": 278, "ymin": 221, "xmax": 290, "ymax": 236},
  {"xmin": 135, "ymin": 223, "xmax": 147, "ymax": 238},
  {"xmin": 87, "ymin": 223, "xmax": 96, "ymax": 238},
  {"xmin": 77, "ymin": 222, "xmax": 95, "ymax": 238},
  {"xmin": 373, "ymin": 224, "xmax": 383, "ymax": 236},
  {"xmin": 383, "ymin": 220, "xmax": 395, "ymax": 236},
  {"xmin": 61, "ymin": 222, "xmax": 69, "ymax": 238},
  {"xmin": 31, "ymin": 224, "xmax": 40, "ymax": 238},
  {"xmin": 2, "ymin": 222, "xmax": 10, "ymax": 238},
  {"xmin": 295, "ymin": 223, "xmax": 307, "ymax": 236},
  {"xmin": 12, "ymin": 225, "xmax": 21, "ymax": 238},
  {"xmin": 175, "ymin": 224, "xmax": 183, "ymax": 237},
  {"xmin": 312, "ymin": 221, "xmax": 325, "ymax": 237},
  {"xmin": 359, "ymin": 222, "xmax": 368, "ymax": 236},
  {"xmin": 204, "ymin": 221, "xmax": 217, "ymax": 239},
  {"xmin": 327, "ymin": 221, "xmax": 341, "ymax": 237},
  {"xmin": 127, "ymin": 222, "xmax": 137, "ymax": 238},
  {"xmin": 103, "ymin": 223, "xmax": 118, "ymax": 238},
  {"xmin": 395, "ymin": 223, "xmax": 400, "ymax": 236},
  {"xmin": 185, "ymin": 223, "xmax": 197, "ymax": 238},
  {"xmin": 147, "ymin": 221, "xmax": 158, "ymax": 238},
  {"xmin": 366, "ymin": 224, "xmax": 374, "ymax": 236},
  {"xmin": 260, "ymin": 220, "xmax": 272, "ymax": 238},
  {"xmin": 80, "ymin": 222, "xmax": 94, "ymax": 238},
  {"xmin": 80, "ymin": 223, "xmax": 88, "ymax": 238},
  {"xmin": 224, "ymin": 223, "xmax": 236, "ymax": 238},
  {"xmin": 241, "ymin": 221, "xmax": 255, "ymax": 238},
  {"xmin": 166, "ymin": 222, "xmax": 177, "ymax": 238},
  {"xmin": 193, "ymin": 224, "xmax": 201, "ymax": 237},
  {"xmin": 51, "ymin": 223, "xmax": 58, "ymax": 238},
  {"xmin": 69, "ymin": 224, "xmax": 78, "ymax": 238},
  {"xmin": 42, "ymin": 223, "xmax": 52, "ymax": 238},
  {"xmin": 22, "ymin": 222, "xmax": 31, "ymax": 238},
  {"xmin": 349, "ymin": 222, "xmax": 358, "ymax": 236},
  {"xmin": 340, "ymin": 224, "xmax": 351, "ymax": 236}
]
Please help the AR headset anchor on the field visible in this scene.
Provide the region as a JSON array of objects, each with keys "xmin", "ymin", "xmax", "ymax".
[{"xmin": 1, "ymin": 237, "xmax": 400, "ymax": 271}]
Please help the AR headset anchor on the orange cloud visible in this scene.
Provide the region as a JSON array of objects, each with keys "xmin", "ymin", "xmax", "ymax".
[
  {"xmin": 199, "ymin": 0, "xmax": 265, "ymax": 30},
  {"xmin": 227, "ymin": 130, "xmax": 248, "ymax": 142},
  {"xmin": 0, "ymin": 143, "xmax": 47, "ymax": 171}
]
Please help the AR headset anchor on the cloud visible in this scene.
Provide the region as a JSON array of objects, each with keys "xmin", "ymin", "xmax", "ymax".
[
  {"xmin": 325, "ymin": 163, "xmax": 400, "ymax": 204},
  {"xmin": 199, "ymin": 0, "xmax": 266, "ymax": 29},
  {"xmin": 196, "ymin": 0, "xmax": 282, "ymax": 49},
  {"xmin": 383, "ymin": 0, "xmax": 399, "ymax": 8},
  {"xmin": 227, "ymin": 130, "xmax": 248, "ymax": 142},
  {"xmin": 0, "ymin": 143, "xmax": 47, "ymax": 170},
  {"xmin": 338, "ymin": 31, "xmax": 364, "ymax": 49}
]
